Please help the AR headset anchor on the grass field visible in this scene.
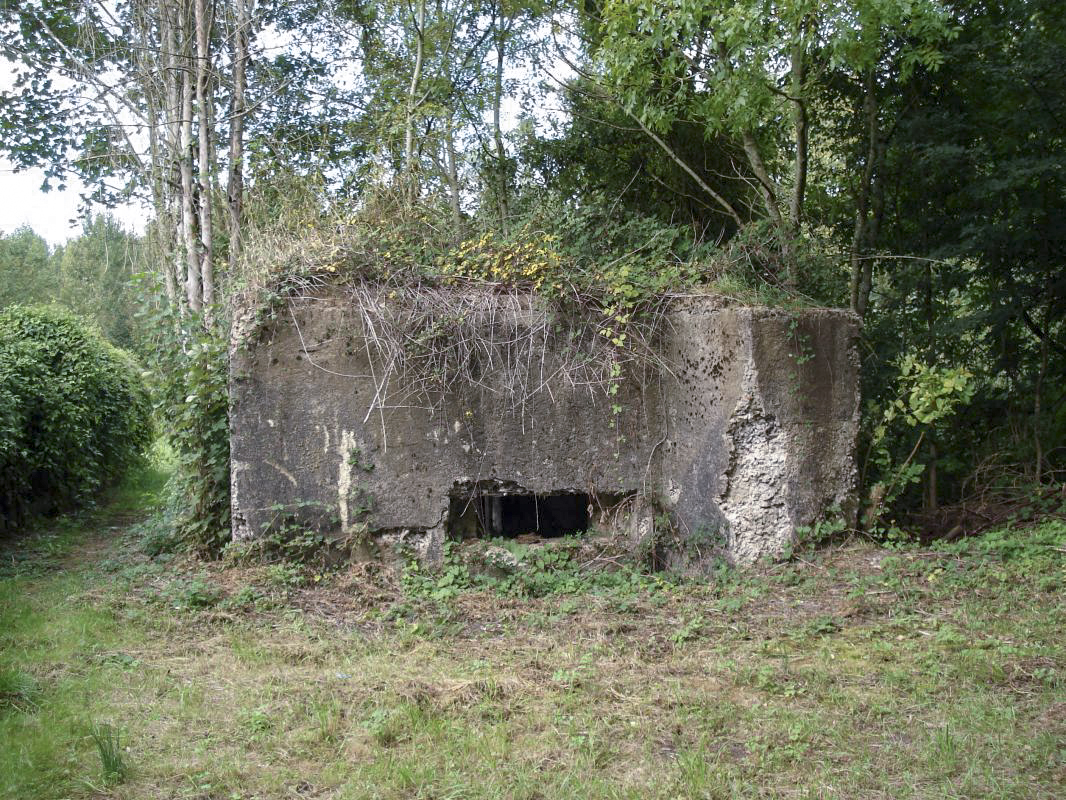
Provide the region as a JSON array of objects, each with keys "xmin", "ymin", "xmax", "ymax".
[{"xmin": 1, "ymin": 469, "xmax": 1064, "ymax": 799}]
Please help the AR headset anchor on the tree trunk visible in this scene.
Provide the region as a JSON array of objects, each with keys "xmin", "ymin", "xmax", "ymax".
[
  {"xmin": 403, "ymin": 0, "xmax": 427, "ymax": 191},
  {"xmin": 444, "ymin": 114, "xmax": 462, "ymax": 232},
  {"xmin": 742, "ymin": 130, "xmax": 795, "ymax": 283},
  {"xmin": 740, "ymin": 131, "xmax": 786, "ymax": 233},
  {"xmin": 178, "ymin": 3, "xmax": 201, "ymax": 313},
  {"xmin": 716, "ymin": 43, "xmax": 793, "ymax": 280},
  {"xmin": 1034, "ymin": 323, "xmax": 1048, "ymax": 482},
  {"xmin": 134, "ymin": 1, "xmax": 176, "ymax": 305},
  {"xmin": 147, "ymin": 119, "xmax": 178, "ymax": 305},
  {"xmin": 492, "ymin": 18, "xmax": 509, "ymax": 233},
  {"xmin": 159, "ymin": 0, "xmax": 189, "ymax": 313},
  {"xmin": 849, "ymin": 70, "xmax": 880, "ymax": 318},
  {"xmin": 144, "ymin": 68, "xmax": 176, "ymax": 304},
  {"xmin": 194, "ymin": 0, "xmax": 215, "ymax": 314},
  {"xmin": 923, "ymin": 257, "xmax": 937, "ymax": 512},
  {"xmin": 789, "ymin": 38, "xmax": 808, "ymax": 227},
  {"xmin": 926, "ymin": 440, "xmax": 938, "ymax": 512},
  {"xmin": 227, "ymin": 0, "xmax": 250, "ymax": 276}
]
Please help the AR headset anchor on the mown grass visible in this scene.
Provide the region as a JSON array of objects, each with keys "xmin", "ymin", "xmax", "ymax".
[{"xmin": 0, "ymin": 468, "xmax": 1063, "ymax": 799}]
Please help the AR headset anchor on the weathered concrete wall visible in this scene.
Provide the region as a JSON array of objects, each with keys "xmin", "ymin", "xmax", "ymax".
[{"xmin": 230, "ymin": 289, "xmax": 859, "ymax": 568}]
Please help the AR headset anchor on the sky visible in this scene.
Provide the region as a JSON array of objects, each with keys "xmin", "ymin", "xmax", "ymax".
[
  {"xmin": 0, "ymin": 160, "xmax": 148, "ymax": 247},
  {"xmin": 0, "ymin": 31, "xmax": 147, "ymax": 248}
]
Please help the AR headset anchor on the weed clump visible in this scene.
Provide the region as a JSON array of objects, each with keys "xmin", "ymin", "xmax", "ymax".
[
  {"xmin": 0, "ymin": 667, "xmax": 39, "ymax": 712},
  {"xmin": 88, "ymin": 722, "xmax": 127, "ymax": 784}
]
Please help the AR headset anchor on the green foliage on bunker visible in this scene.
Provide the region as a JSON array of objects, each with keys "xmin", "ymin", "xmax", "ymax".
[
  {"xmin": 166, "ymin": 329, "xmax": 231, "ymax": 558},
  {"xmin": 0, "ymin": 305, "xmax": 152, "ymax": 530},
  {"xmin": 139, "ymin": 305, "xmax": 231, "ymax": 557}
]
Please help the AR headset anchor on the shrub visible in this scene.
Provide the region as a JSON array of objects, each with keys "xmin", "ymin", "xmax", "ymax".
[
  {"xmin": 0, "ymin": 306, "xmax": 152, "ymax": 529},
  {"xmin": 145, "ymin": 309, "xmax": 231, "ymax": 556}
]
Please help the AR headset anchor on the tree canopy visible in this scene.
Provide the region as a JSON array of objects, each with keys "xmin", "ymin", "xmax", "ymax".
[{"xmin": 1, "ymin": 0, "xmax": 1063, "ymax": 542}]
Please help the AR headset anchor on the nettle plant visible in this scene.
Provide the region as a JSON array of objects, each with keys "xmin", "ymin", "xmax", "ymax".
[{"xmin": 864, "ymin": 355, "xmax": 975, "ymax": 531}]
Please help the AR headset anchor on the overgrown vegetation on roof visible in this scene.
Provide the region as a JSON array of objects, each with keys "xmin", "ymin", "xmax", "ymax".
[
  {"xmin": 244, "ymin": 193, "xmax": 832, "ymax": 310},
  {"xmin": 236, "ymin": 194, "xmax": 838, "ymax": 425}
]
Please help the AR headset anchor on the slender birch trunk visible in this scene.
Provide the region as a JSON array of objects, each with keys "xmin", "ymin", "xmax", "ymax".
[
  {"xmin": 159, "ymin": 0, "xmax": 189, "ymax": 313},
  {"xmin": 137, "ymin": 1, "xmax": 177, "ymax": 304},
  {"xmin": 403, "ymin": 0, "xmax": 426, "ymax": 191},
  {"xmin": 227, "ymin": 0, "xmax": 251, "ymax": 275},
  {"xmin": 179, "ymin": 4, "xmax": 201, "ymax": 314},
  {"xmin": 194, "ymin": 0, "xmax": 214, "ymax": 313}
]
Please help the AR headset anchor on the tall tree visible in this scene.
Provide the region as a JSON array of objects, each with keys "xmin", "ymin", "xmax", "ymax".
[
  {"xmin": 57, "ymin": 215, "xmax": 141, "ymax": 350},
  {"xmin": 592, "ymin": 0, "xmax": 955, "ymax": 289},
  {"xmin": 0, "ymin": 226, "xmax": 55, "ymax": 309}
]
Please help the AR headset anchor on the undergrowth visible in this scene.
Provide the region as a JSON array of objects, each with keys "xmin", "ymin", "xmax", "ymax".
[{"xmin": 401, "ymin": 538, "xmax": 673, "ymax": 604}]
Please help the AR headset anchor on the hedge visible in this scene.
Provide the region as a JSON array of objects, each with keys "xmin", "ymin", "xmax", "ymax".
[{"xmin": 0, "ymin": 306, "xmax": 152, "ymax": 530}]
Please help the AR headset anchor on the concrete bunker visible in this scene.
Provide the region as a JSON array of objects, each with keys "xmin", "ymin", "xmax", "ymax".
[{"xmin": 230, "ymin": 287, "xmax": 860, "ymax": 570}]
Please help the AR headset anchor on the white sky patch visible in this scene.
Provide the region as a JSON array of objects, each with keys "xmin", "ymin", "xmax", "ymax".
[
  {"xmin": 0, "ymin": 24, "xmax": 148, "ymax": 247},
  {"xmin": 0, "ymin": 160, "xmax": 148, "ymax": 246}
]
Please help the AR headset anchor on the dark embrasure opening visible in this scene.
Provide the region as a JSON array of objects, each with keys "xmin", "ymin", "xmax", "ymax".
[{"xmin": 448, "ymin": 490, "xmax": 590, "ymax": 539}]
